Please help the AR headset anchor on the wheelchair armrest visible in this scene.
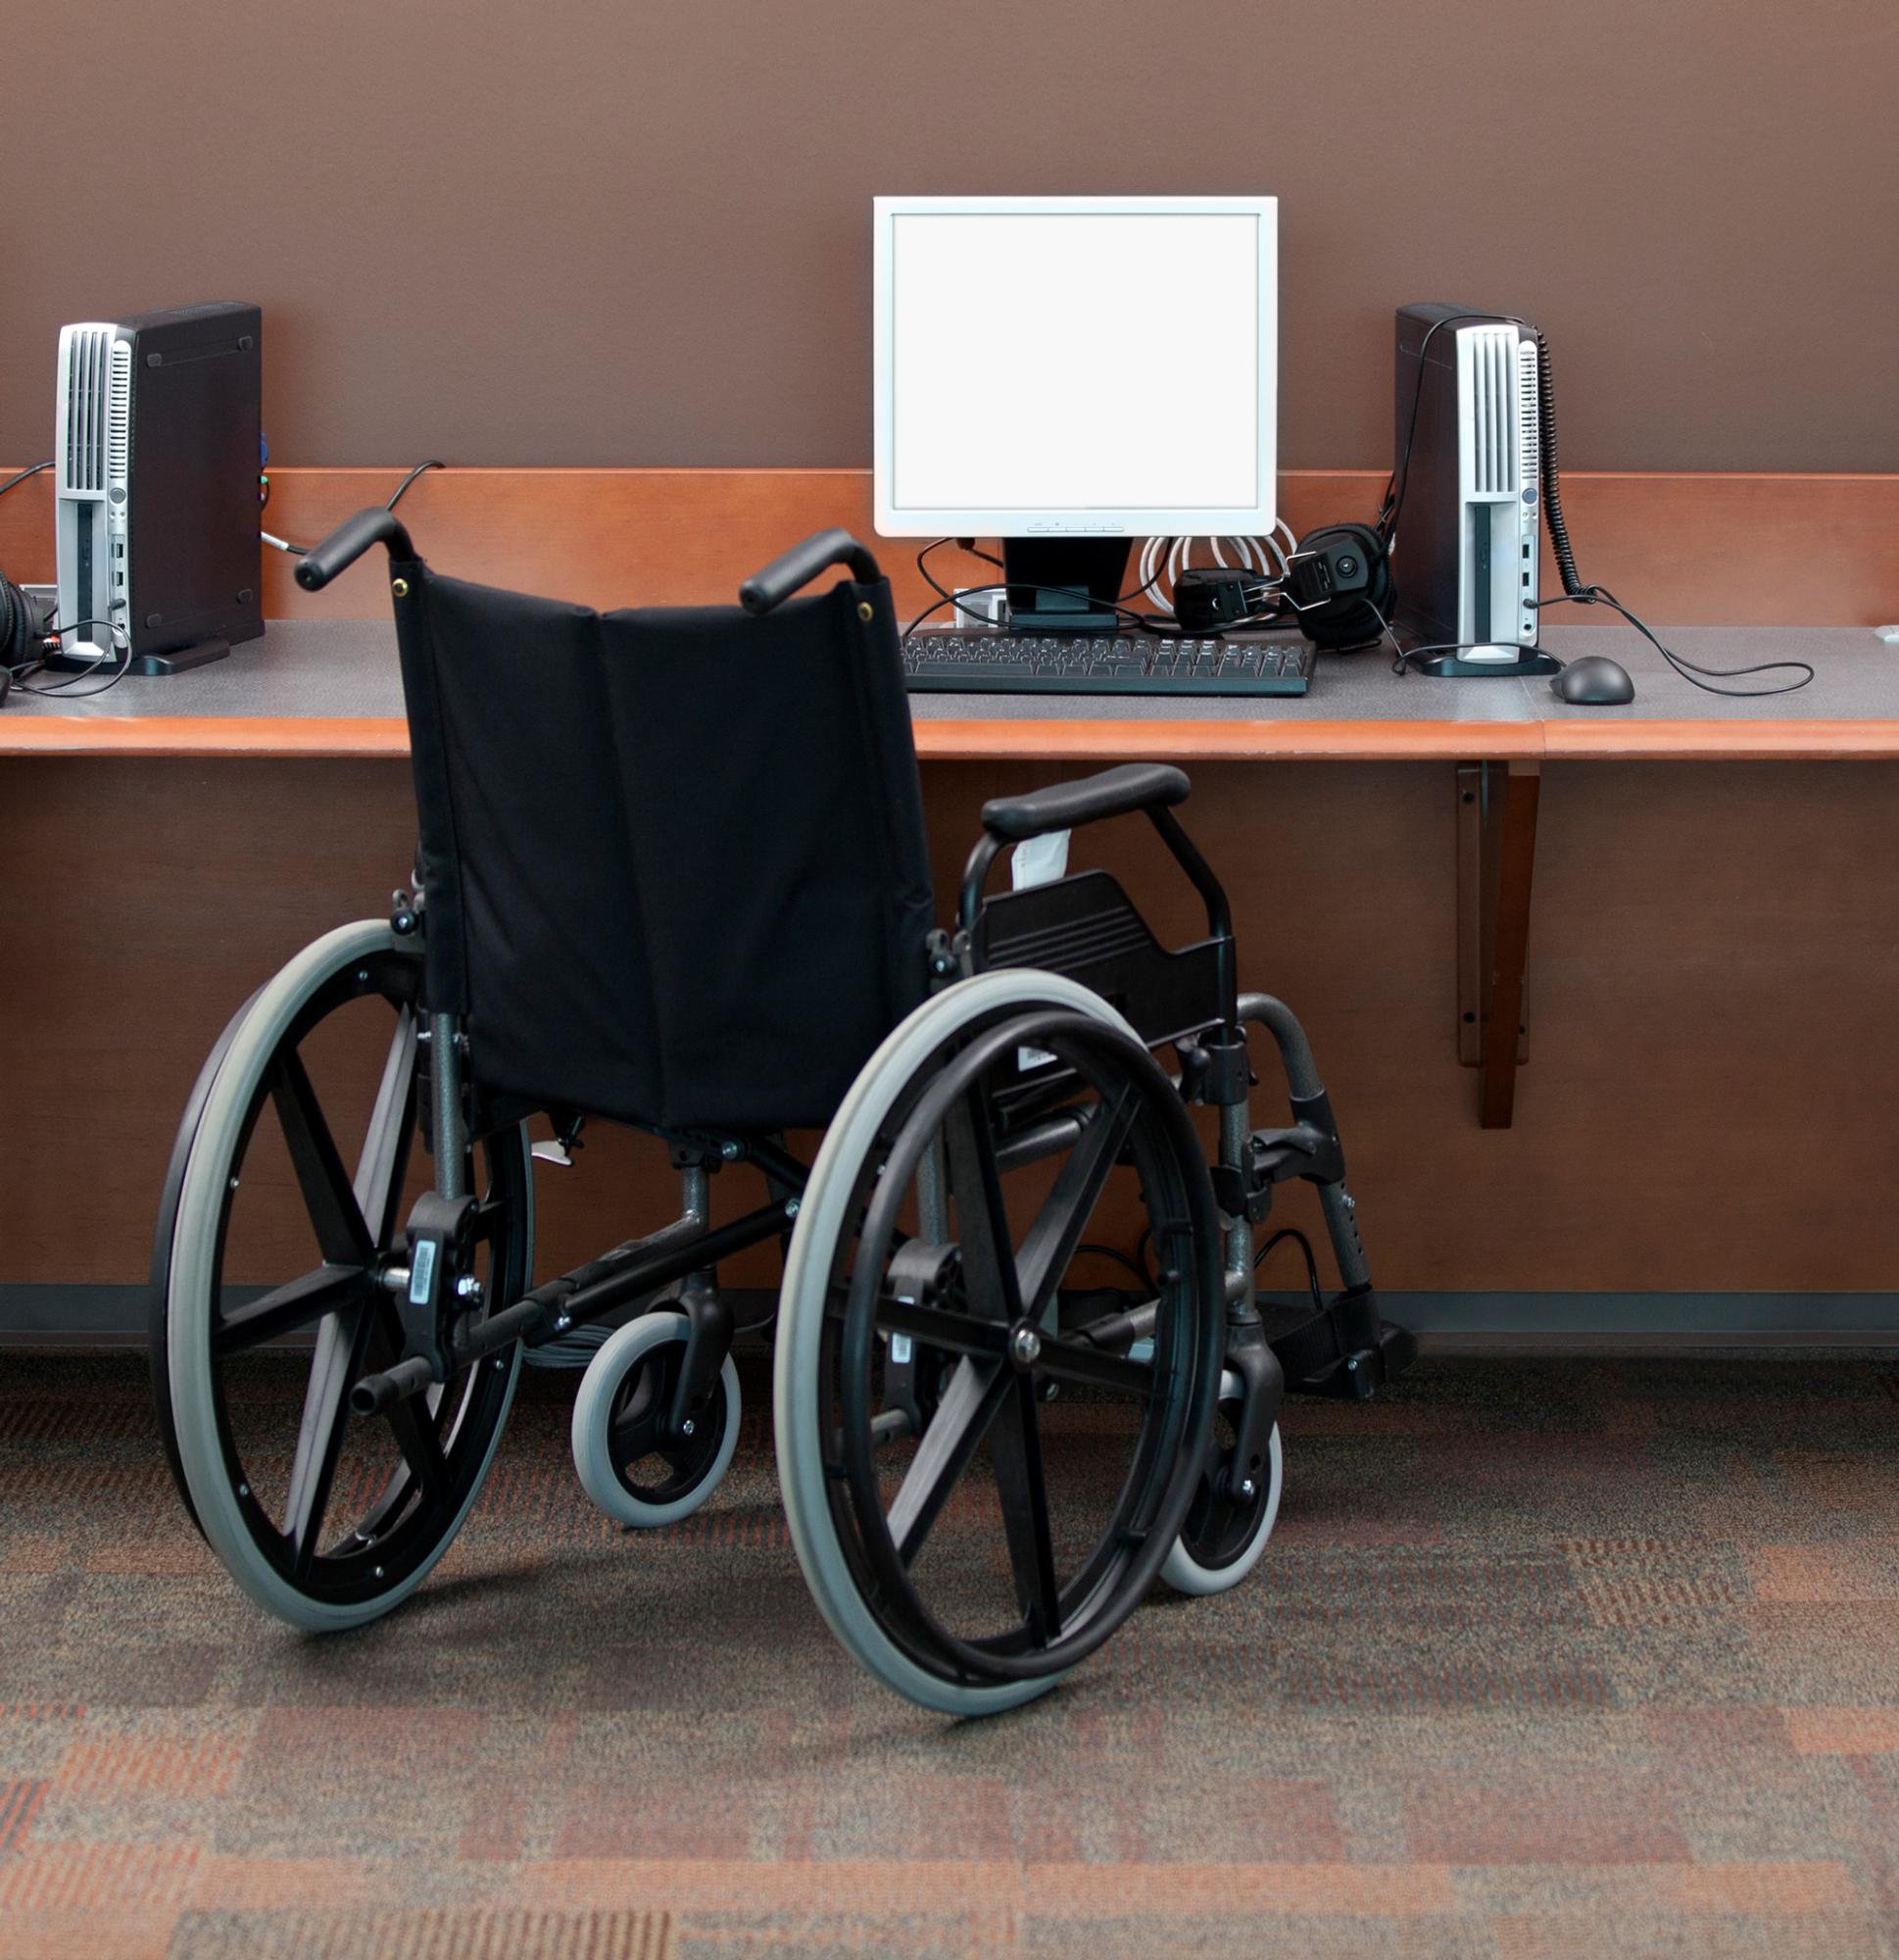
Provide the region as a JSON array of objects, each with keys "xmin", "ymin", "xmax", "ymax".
[
  {"xmin": 981, "ymin": 763, "xmax": 1191, "ymax": 843},
  {"xmin": 739, "ymin": 528, "xmax": 883, "ymax": 614},
  {"xmin": 294, "ymin": 507, "xmax": 417, "ymax": 591}
]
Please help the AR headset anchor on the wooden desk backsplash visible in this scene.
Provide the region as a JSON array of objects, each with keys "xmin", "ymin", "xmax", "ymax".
[{"xmin": 1, "ymin": 468, "xmax": 1894, "ymax": 626}]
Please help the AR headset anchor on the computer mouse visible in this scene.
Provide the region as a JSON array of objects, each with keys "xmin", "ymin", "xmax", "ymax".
[{"xmin": 1552, "ymin": 654, "xmax": 1634, "ymax": 705}]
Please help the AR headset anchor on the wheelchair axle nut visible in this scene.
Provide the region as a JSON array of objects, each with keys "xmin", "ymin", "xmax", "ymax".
[{"xmin": 1009, "ymin": 1325, "xmax": 1042, "ymax": 1368}]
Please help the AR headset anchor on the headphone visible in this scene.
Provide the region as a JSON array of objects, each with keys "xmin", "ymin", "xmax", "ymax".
[
  {"xmin": 0, "ymin": 567, "xmax": 57, "ymax": 706},
  {"xmin": 1282, "ymin": 522, "xmax": 1394, "ymax": 651}
]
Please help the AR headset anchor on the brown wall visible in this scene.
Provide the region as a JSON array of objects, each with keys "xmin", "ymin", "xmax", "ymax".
[{"xmin": 3, "ymin": 0, "xmax": 1895, "ymax": 474}]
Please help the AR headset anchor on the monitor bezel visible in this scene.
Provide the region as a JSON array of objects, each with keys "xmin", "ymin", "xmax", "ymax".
[{"xmin": 871, "ymin": 193, "xmax": 1278, "ymax": 541}]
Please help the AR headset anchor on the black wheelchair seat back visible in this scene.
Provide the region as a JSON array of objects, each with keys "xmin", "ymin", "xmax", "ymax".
[{"xmin": 390, "ymin": 558, "xmax": 934, "ymax": 1134}]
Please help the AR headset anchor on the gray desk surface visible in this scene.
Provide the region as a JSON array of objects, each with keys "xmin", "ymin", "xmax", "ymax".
[{"xmin": 7, "ymin": 621, "xmax": 1896, "ymax": 755}]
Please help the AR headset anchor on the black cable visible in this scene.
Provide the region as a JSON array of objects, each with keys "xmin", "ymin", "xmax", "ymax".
[
  {"xmin": 907, "ymin": 552, "xmax": 1166, "ymax": 645},
  {"xmin": 1535, "ymin": 589, "xmax": 1815, "ymax": 697},
  {"xmin": 386, "ymin": 459, "xmax": 442, "ymax": 511},
  {"xmin": 265, "ymin": 458, "xmax": 445, "ymax": 556},
  {"xmin": 1533, "ymin": 332, "xmax": 1582, "ymax": 599},
  {"xmin": 1527, "ymin": 336, "xmax": 1808, "ymax": 695},
  {"xmin": 952, "ymin": 538, "xmax": 1005, "ymax": 569},
  {"xmin": 1380, "ymin": 313, "xmax": 1529, "ymax": 555},
  {"xmin": 1254, "ymin": 1226, "xmax": 1324, "ymax": 1317},
  {"xmin": 928, "ymin": 536, "xmax": 1181, "ymax": 608},
  {"xmin": 908, "ymin": 538, "xmax": 1215, "ymax": 644},
  {"xmin": 1073, "ymin": 1243, "xmax": 1156, "ymax": 1294},
  {"xmin": 10, "ymin": 618, "xmax": 133, "ymax": 700},
  {"xmin": 0, "ymin": 461, "xmax": 55, "ymax": 499}
]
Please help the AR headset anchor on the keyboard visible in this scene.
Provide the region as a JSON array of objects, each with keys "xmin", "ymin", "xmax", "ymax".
[{"xmin": 901, "ymin": 631, "xmax": 1312, "ymax": 697}]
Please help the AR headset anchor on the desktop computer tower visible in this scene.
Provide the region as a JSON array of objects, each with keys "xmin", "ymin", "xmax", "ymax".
[
  {"xmin": 55, "ymin": 302, "xmax": 263, "ymax": 674},
  {"xmin": 1391, "ymin": 304, "xmax": 1540, "ymax": 651}
]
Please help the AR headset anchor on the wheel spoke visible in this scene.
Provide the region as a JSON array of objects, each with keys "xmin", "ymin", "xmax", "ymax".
[
  {"xmin": 271, "ymin": 1050, "xmax": 374, "ymax": 1266},
  {"xmin": 1033, "ymin": 1333, "xmax": 1158, "ymax": 1399},
  {"xmin": 216, "ymin": 1264, "xmax": 368, "ymax": 1353},
  {"xmin": 988, "ymin": 1375, "xmax": 1061, "ymax": 1642},
  {"xmin": 943, "ymin": 1091, "xmax": 1023, "ymax": 1324},
  {"xmin": 1014, "ymin": 1084, "xmax": 1137, "ymax": 1322},
  {"xmin": 886, "ymin": 1356, "xmax": 1011, "ymax": 1564},
  {"xmin": 874, "ymin": 1298, "xmax": 1011, "ymax": 1362},
  {"xmin": 353, "ymin": 1008, "xmax": 418, "ymax": 1250},
  {"xmin": 283, "ymin": 1302, "xmax": 376, "ymax": 1579},
  {"xmin": 365, "ymin": 1299, "xmax": 450, "ymax": 1495},
  {"xmin": 385, "ymin": 1388, "xmax": 450, "ymax": 1496}
]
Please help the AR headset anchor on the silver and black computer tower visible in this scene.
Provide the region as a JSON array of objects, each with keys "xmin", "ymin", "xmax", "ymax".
[
  {"xmin": 1391, "ymin": 305, "xmax": 1554, "ymax": 673},
  {"xmin": 54, "ymin": 302, "xmax": 262, "ymax": 674}
]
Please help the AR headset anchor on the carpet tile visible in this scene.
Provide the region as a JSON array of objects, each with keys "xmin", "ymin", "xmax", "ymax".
[{"xmin": 0, "ymin": 1349, "xmax": 1894, "ymax": 1958}]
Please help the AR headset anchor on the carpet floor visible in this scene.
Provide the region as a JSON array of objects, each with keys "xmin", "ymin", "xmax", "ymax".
[{"xmin": 1, "ymin": 1348, "xmax": 1896, "ymax": 1959}]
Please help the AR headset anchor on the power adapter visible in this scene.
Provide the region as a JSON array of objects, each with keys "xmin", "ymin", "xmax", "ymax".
[{"xmin": 1172, "ymin": 566, "xmax": 1279, "ymax": 633}]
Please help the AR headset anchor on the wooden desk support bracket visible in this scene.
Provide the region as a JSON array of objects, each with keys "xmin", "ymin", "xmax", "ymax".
[{"xmin": 1456, "ymin": 760, "xmax": 1541, "ymax": 1128}]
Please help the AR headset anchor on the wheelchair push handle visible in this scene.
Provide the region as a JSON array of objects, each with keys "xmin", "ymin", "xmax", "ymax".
[
  {"xmin": 739, "ymin": 527, "xmax": 882, "ymax": 614},
  {"xmin": 294, "ymin": 507, "xmax": 417, "ymax": 592}
]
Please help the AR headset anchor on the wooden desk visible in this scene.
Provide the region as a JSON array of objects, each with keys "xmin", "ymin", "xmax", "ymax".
[
  {"xmin": 4, "ymin": 463, "xmax": 1896, "ymax": 1337},
  {"xmin": 5, "ymin": 615, "xmax": 1898, "ymax": 1342}
]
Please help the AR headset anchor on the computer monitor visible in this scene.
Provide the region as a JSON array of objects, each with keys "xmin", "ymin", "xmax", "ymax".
[{"xmin": 873, "ymin": 194, "xmax": 1277, "ymax": 632}]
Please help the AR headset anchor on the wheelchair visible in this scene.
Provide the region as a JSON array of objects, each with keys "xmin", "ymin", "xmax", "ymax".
[{"xmin": 150, "ymin": 511, "xmax": 1412, "ymax": 1715}]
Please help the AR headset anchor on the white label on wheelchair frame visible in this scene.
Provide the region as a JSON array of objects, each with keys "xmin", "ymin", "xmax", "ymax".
[
  {"xmin": 1012, "ymin": 830, "xmax": 1072, "ymax": 1073},
  {"xmin": 889, "ymin": 1333, "xmax": 913, "ymax": 1365},
  {"xmin": 409, "ymin": 1238, "xmax": 436, "ymax": 1305}
]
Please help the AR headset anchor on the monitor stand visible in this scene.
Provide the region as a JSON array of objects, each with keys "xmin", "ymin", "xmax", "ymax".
[{"xmin": 1001, "ymin": 536, "xmax": 1131, "ymax": 635}]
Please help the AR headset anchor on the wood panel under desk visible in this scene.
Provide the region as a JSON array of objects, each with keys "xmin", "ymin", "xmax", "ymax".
[{"xmin": 3, "ymin": 751, "xmax": 1894, "ymax": 1302}]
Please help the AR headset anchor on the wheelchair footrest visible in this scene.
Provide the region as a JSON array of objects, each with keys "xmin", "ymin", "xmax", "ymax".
[{"xmin": 1262, "ymin": 1283, "xmax": 1416, "ymax": 1400}]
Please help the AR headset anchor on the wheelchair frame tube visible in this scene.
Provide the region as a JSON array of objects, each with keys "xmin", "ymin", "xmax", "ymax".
[
  {"xmin": 431, "ymin": 1012, "xmax": 465, "ymax": 1200},
  {"xmin": 354, "ymin": 1193, "xmax": 798, "ymax": 1411},
  {"xmin": 1237, "ymin": 992, "xmax": 1371, "ymax": 1294},
  {"xmin": 1220, "ymin": 1099, "xmax": 1254, "ymax": 1302}
]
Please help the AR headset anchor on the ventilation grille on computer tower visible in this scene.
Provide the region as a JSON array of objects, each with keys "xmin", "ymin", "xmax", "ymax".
[
  {"xmin": 1468, "ymin": 326, "xmax": 1520, "ymax": 497},
  {"xmin": 1516, "ymin": 340, "xmax": 1538, "ymax": 495},
  {"xmin": 61, "ymin": 327, "xmax": 116, "ymax": 492},
  {"xmin": 107, "ymin": 342, "xmax": 131, "ymax": 485}
]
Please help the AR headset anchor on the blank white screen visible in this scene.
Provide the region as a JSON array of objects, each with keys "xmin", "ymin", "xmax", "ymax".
[{"xmin": 889, "ymin": 211, "xmax": 1261, "ymax": 514}]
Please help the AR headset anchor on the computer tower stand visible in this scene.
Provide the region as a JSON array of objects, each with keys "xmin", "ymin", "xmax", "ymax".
[
  {"xmin": 1407, "ymin": 644, "xmax": 1560, "ymax": 678},
  {"xmin": 42, "ymin": 636, "xmax": 230, "ymax": 677}
]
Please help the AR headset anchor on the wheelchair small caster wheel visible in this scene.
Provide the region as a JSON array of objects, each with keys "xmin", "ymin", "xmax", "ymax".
[
  {"xmin": 571, "ymin": 1310, "xmax": 740, "ymax": 1528},
  {"xmin": 1159, "ymin": 1399, "xmax": 1284, "ymax": 1596}
]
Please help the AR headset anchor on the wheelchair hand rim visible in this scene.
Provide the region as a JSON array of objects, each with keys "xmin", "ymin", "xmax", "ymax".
[
  {"xmin": 164, "ymin": 920, "xmax": 530, "ymax": 1629},
  {"xmin": 830, "ymin": 1008, "xmax": 1223, "ymax": 1686}
]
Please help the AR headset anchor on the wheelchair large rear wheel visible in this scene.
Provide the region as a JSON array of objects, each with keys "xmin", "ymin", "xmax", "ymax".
[
  {"xmin": 154, "ymin": 920, "xmax": 533, "ymax": 1631},
  {"xmin": 776, "ymin": 971, "xmax": 1224, "ymax": 1715}
]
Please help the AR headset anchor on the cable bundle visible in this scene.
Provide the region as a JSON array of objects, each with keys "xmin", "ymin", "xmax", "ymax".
[{"xmin": 1135, "ymin": 527, "xmax": 1296, "ymax": 617}]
